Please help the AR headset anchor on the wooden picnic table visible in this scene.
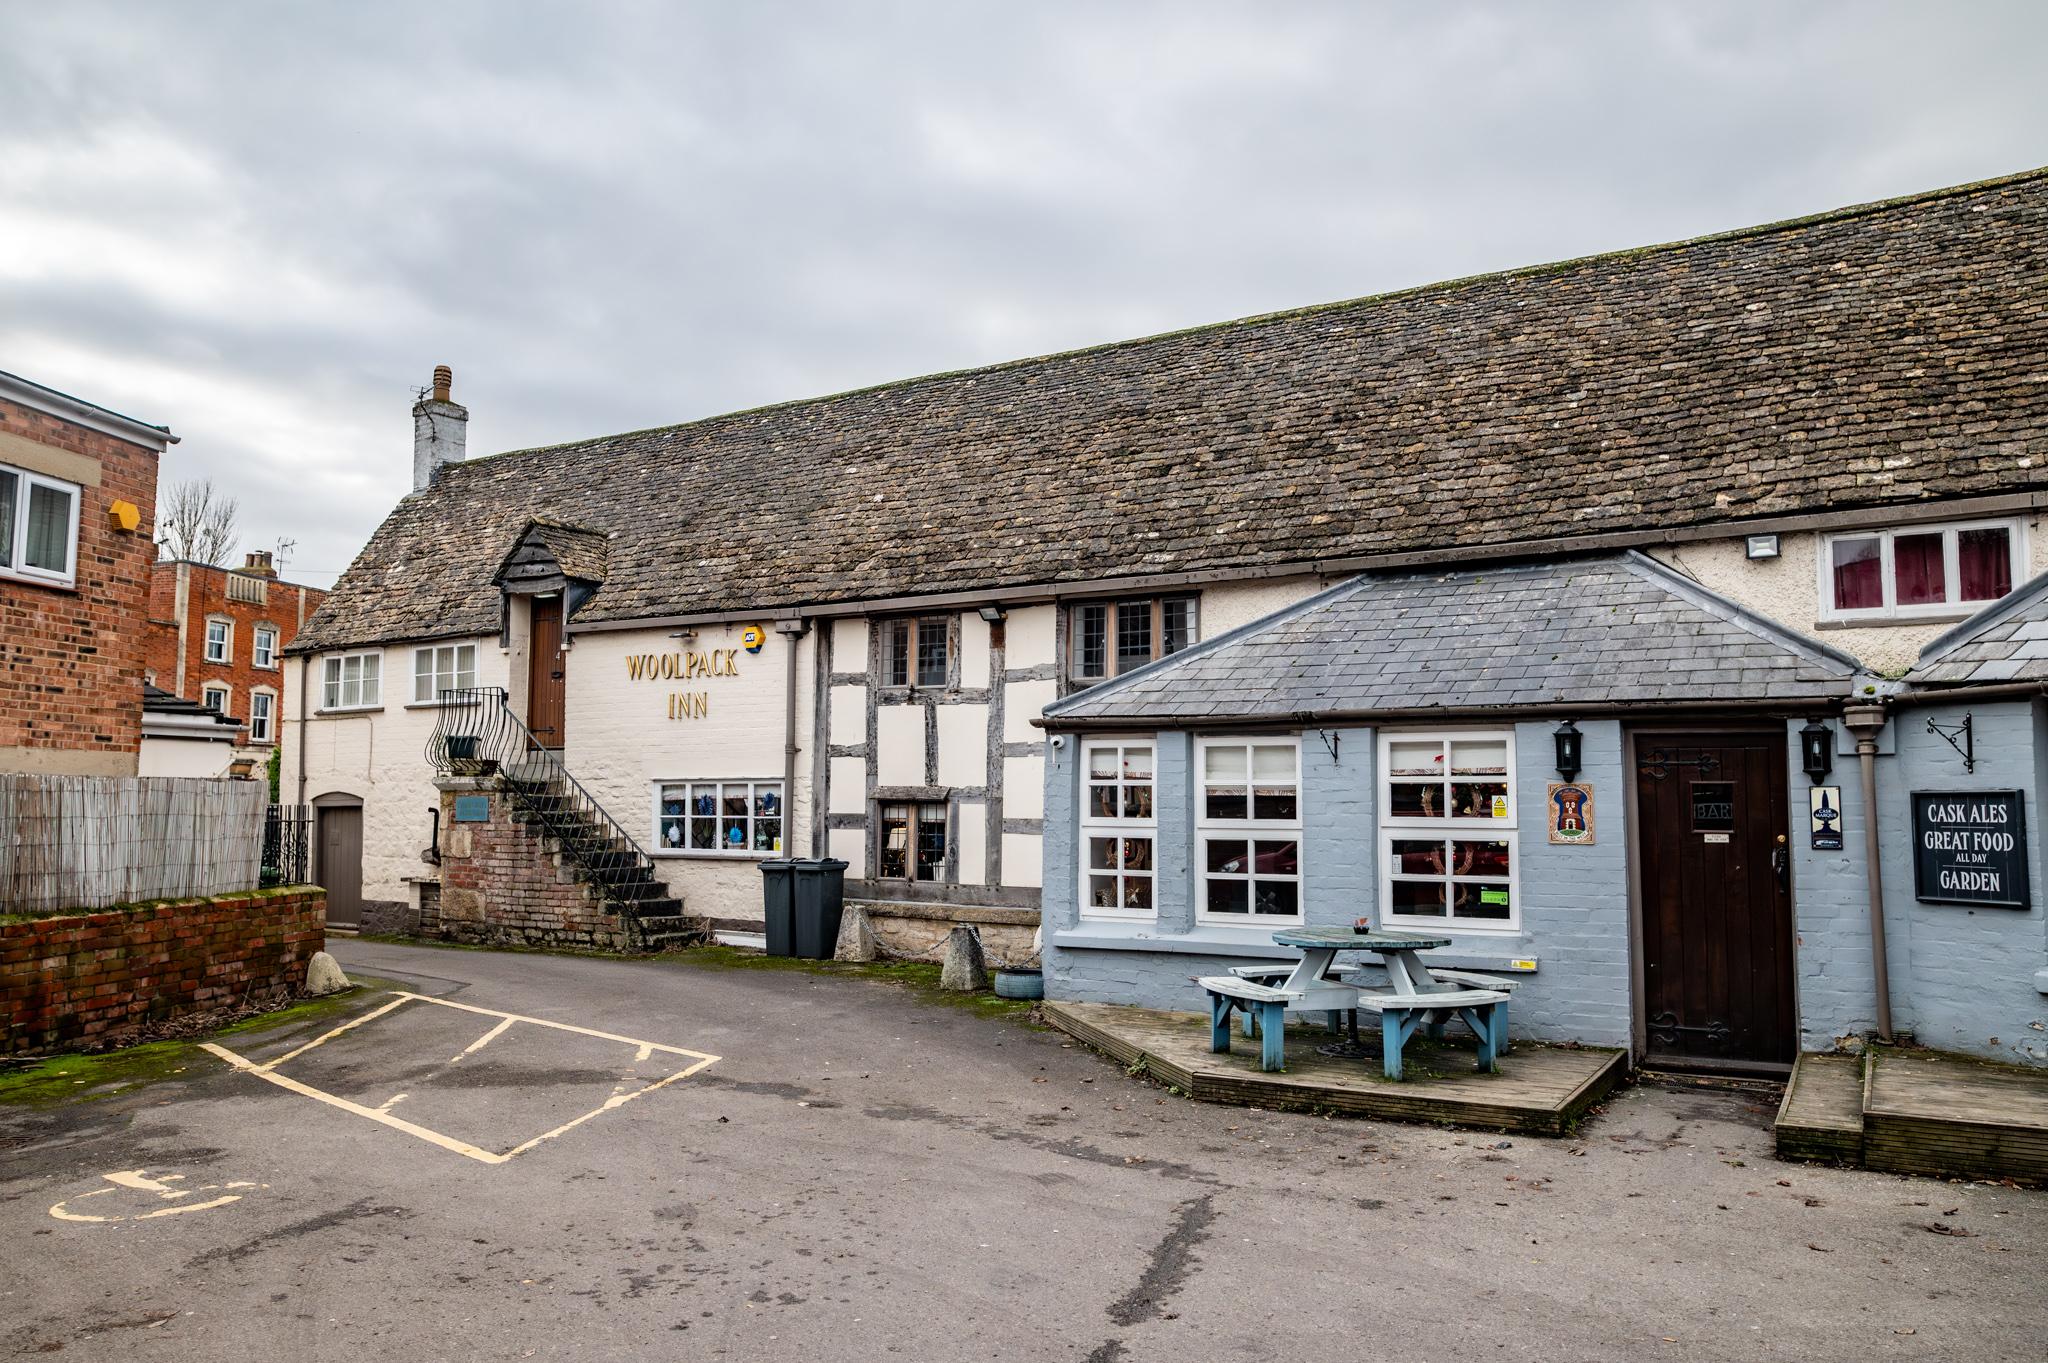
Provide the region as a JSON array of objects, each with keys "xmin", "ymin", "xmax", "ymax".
[{"xmin": 1272, "ymin": 927, "xmax": 1509, "ymax": 1080}]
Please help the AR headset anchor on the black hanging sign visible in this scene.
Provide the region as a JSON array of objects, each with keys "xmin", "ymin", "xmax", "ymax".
[{"xmin": 1910, "ymin": 790, "xmax": 2030, "ymax": 909}]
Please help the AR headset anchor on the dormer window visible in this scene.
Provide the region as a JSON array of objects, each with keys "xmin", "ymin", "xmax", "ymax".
[{"xmin": 1821, "ymin": 520, "xmax": 2022, "ymax": 622}]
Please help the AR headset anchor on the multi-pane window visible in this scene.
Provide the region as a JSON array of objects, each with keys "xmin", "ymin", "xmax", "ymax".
[
  {"xmin": 252, "ymin": 625, "xmax": 279, "ymax": 669},
  {"xmin": 1380, "ymin": 732, "xmax": 1516, "ymax": 929},
  {"xmin": 248, "ymin": 691, "xmax": 275, "ymax": 743},
  {"xmin": 1822, "ymin": 521, "xmax": 2021, "ymax": 621},
  {"xmin": 655, "ymin": 781, "xmax": 783, "ymax": 854},
  {"xmin": 882, "ymin": 616, "xmax": 950, "ymax": 689},
  {"xmin": 1080, "ymin": 741, "xmax": 1156, "ymax": 918},
  {"xmin": 0, "ymin": 463, "xmax": 80, "ymax": 585},
  {"xmin": 1071, "ymin": 597, "xmax": 1198, "ymax": 684},
  {"xmin": 413, "ymin": 643, "xmax": 478, "ymax": 703},
  {"xmin": 204, "ymin": 618, "xmax": 232, "ymax": 663},
  {"xmin": 202, "ymin": 684, "xmax": 229, "ymax": 714},
  {"xmin": 1196, "ymin": 738, "xmax": 1301, "ymax": 923},
  {"xmin": 878, "ymin": 801, "xmax": 947, "ymax": 880},
  {"xmin": 321, "ymin": 652, "xmax": 382, "ymax": 710}
]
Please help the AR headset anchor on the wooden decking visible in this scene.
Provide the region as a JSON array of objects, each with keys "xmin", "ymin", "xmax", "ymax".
[
  {"xmin": 1042, "ymin": 1000, "xmax": 1626, "ymax": 1136},
  {"xmin": 1776, "ymin": 1048, "xmax": 2048, "ymax": 1184}
]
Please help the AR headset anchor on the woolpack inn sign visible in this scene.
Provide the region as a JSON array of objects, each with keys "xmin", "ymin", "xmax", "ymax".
[{"xmin": 1910, "ymin": 790, "xmax": 2032, "ymax": 910}]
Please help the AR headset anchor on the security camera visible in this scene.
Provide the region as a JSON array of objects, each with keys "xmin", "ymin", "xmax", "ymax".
[{"xmin": 1050, "ymin": 734, "xmax": 1068, "ymax": 750}]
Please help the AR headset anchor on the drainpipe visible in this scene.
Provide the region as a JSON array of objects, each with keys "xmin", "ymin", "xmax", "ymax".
[
  {"xmin": 1841, "ymin": 702, "xmax": 1893, "ymax": 1042},
  {"xmin": 774, "ymin": 618, "xmax": 809, "ymax": 855},
  {"xmin": 295, "ymin": 654, "xmax": 309, "ymax": 808}
]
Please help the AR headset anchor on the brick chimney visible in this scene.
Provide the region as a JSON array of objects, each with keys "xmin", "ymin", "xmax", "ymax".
[
  {"xmin": 412, "ymin": 364, "xmax": 468, "ymax": 491},
  {"xmin": 242, "ymin": 549, "xmax": 277, "ymax": 578}
]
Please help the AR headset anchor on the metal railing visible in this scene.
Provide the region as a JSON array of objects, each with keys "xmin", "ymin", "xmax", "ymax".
[
  {"xmin": 262, "ymin": 804, "xmax": 313, "ymax": 888},
  {"xmin": 424, "ymin": 687, "xmax": 659, "ymax": 907}
]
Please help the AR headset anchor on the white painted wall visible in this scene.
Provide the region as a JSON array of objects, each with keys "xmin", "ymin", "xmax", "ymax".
[
  {"xmin": 873, "ymin": 705, "xmax": 924, "ymax": 786},
  {"xmin": 1651, "ymin": 520, "xmax": 2048, "ymax": 676},
  {"xmin": 565, "ymin": 620, "xmax": 809, "ymax": 923},
  {"xmin": 1005, "ymin": 605, "xmax": 1056, "ymax": 667},
  {"xmin": 284, "ymin": 636, "xmax": 508, "ymax": 906},
  {"xmin": 138, "ymin": 735, "xmax": 238, "ymax": 779},
  {"xmin": 955, "ymin": 796, "xmax": 987, "ymax": 885},
  {"xmin": 935, "ymin": 702, "xmax": 988, "ymax": 787}
]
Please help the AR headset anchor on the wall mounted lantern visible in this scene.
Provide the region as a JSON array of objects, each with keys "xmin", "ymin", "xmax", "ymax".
[
  {"xmin": 1800, "ymin": 717, "xmax": 1834, "ymax": 784},
  {"xmin": 1553, "ymin": 720, "xmax": 1583, "ymax": 782}
]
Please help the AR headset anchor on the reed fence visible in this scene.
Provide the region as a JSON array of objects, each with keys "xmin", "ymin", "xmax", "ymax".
[{"xmin": 0, "ymin": 775, "xmax": 268, "ymax": 914}]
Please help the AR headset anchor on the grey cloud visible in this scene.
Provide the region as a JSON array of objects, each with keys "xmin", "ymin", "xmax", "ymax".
[{"xmin": 1, "ymin": 0, "xmax": 2043, "ymax": 586}]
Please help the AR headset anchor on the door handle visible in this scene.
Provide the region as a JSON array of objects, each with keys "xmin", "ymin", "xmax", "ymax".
[
  {"xmin": 550, "ymin": 670, "xmax": 564, "ymax": 680},
  {"xmin": 1771, "ymin": 835, "xmax": 1789, "ymax": 890}
]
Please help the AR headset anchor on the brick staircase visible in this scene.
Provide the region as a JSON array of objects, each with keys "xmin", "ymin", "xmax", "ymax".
[
  {"xmin": 427, "ymin": 688, "xmax": 706, "ymax": 953},
  {"xmin": 499, "ymin": 770, "xmax": 700, "ymax": 951}
]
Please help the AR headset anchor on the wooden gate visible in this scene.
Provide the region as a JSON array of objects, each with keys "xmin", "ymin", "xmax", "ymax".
[
  {"xmin": 1633, "ymin": 730, "xmax": 1796, "ymax": 1070},
  {"xmin": 528, "ymin": 595, "xmax": 566, "ymax": 750}
]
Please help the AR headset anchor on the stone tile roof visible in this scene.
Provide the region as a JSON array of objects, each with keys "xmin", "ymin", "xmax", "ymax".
[
  {"xmin": 1908, "ymin": 570, "xmax": 2048, "ymax": 685},
  {"xmin": 492, "ymin": 520, "xmax": 611, "ymax": 584},
  {"xmin": 292, "ymin": 168, "xmax": 2048, "ymax": 654},
  {"xmin": 1042, "ymin": 552, "xmax": 1863, "ymax": 726}
]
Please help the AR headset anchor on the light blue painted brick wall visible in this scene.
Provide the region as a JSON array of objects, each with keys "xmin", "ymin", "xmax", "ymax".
[
  {"xmin": 1045, "ymin": 721, "xmax": 1637, "ymax": 1047},
  {"xmin": 1787, "ymin": 715, "xmax": 1883, "ymax": 1051},
  {"xmin": 1882, "ymin": 700, "xmax": 2048, "ymax": 1066}
]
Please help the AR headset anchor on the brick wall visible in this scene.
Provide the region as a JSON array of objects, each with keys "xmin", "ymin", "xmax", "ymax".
[
  {"xmin": 1, "ymin": 886, "xmax": 326, "ymax": 1055},
  {"xmin": 145, "ymin": 560, "xmax": 325, "ymax": 746},
  {"xmin": 432, "ymin": 782, "xmax": 634, "ymax": 950},
  {"xmin": 0, "ymin": 395, "xmax": 161, "ymax": 773}
]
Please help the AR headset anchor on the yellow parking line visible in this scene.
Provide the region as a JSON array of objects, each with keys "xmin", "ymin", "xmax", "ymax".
[
  {"xmin": 201, "ymin": 1042, "xmax": 511, "ymax": 1164},
  {"xmin": 259, "ymin": 994, "xmax": 413, "ymax": 1071},
  {"xmin": 199, "ymin": 990, "xmax": 722, "ymax": 1165},
  {"xmin": 452, "ymin": 1017, "xmax": 514, "ymax": 1063}
]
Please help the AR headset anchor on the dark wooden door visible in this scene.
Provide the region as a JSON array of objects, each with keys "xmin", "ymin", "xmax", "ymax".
[
  {"xmin": 528, "ymin": 595, "xmax": 566, "ymax": 749},
  {"xmin": 1633, "ymin": 731, "xmax": 1795, "ymax": 1068},
  {"xmin": 317, "ymin": 805, "xmax": 363, "ymax": 929}
]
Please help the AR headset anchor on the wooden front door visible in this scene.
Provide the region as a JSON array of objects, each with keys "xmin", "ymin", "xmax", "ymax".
[
  {"xmin": 317, "ymin": 805, "xmax": 363, "ymax": 929},
  {"xmin": 1633, "ymin": 731, "xmax": 1796, "ymax": 1069},
  {"xmin": 527, "ymin": 595, "xmax": 566, "ymax": 749}
]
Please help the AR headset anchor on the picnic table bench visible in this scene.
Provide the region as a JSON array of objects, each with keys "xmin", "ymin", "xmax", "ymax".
[{"xmin": 1198, "ymin": 927, "xmax": 1514, "ymax": 1079}]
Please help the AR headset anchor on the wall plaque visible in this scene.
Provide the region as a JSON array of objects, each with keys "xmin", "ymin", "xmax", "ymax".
[
  {"xmin": 1911, "ymin": 790, "xmax": 2030, "ymax": 909},
  {"xmin": 1808, "ymin": 786, "xmax": 1843, "ymax": 851},
  {"xmin": 453, "ymin": 795, "xmax": 490, "ymax": 823},
  {"xmin": 1546, "ymin": 782, "xmax": 1595, "ymax": 844}
]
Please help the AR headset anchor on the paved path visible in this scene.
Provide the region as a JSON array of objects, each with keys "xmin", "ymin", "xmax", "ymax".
[{"xmin": 2, "ymin": 939, "xmax": 2044, "ymax": 1362}]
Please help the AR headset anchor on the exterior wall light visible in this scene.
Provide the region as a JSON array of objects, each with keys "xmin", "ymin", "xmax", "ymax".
[
  {"xmin": 977, "ymin": 604, "xmax": 1007, "ymax": 623},
  {"xmin": 1746, "ymin": 534, "xmax": 1781, "ymax": 560},
  {"xmin": 1553, "ymin": 719, "xmax": 1582, "ymax": 782},
  {"xmin": 1800, "ymin": 718, "xmax": 1834, "ymax": 784}
]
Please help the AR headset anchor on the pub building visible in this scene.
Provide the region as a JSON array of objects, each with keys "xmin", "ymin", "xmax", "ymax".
[{"xmin": 282, "ymin": 169, "xmax": 2048, "ymax": 1069}]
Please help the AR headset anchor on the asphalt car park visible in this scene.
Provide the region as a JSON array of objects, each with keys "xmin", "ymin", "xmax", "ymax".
[{"xmin": 2, "ymin": 938, "xmax": 2045, "ymax": 1363}]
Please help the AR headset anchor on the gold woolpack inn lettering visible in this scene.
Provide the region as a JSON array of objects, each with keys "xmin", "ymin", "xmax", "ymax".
[{"xmin": 622, "ymin": 650, "xmax": 741, "ymax": 722}]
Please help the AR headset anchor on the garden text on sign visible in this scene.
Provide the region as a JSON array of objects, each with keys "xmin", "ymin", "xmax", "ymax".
[{"xmin": 1910, "ymin": 789, "xmax": 2030, "ymax": 909}]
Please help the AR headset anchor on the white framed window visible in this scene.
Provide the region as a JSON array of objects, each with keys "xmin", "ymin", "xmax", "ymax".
[
  {"xmin": 0, "ymin": 462, "xmax": 81, "ymax": 587},
  {"xmin": 654, "ymin": 780, "xmax": 783, "ymax": 855},
  {"xmin": 1379, "ymin": 731, "xmax": 1517, "ymax": 930},
  {"xmin": 1818, "ymin": 519, "xmax": 2023, "ymax": 622},
  {"xmin": 202, "ymin": 683, "xmax": 230, "ymax": 714},
  {"xmin": 1195, "ymin": 737, "xmax": 1302, "ymax": 925},
  {"xmin": 248, "ymin": 690, "xmax": 276, "ymax": 743},
  {"xmin": 252, "ymin": 624, "xmax": 279, "ymax": 669},
  {"xmin": 203, "ymin": 616, "xmax": 233, "ymax": 664},
  {"xmin": 413, "ymin": 643, "xmax": 478, "ymax": 703},
  {"xmin": 321, "ymin": 651, "xmax": 382, "ymax": 710},
  {"xmin": 1079, "ymin": 739, "xmax": 1157, "ymax": 919}
]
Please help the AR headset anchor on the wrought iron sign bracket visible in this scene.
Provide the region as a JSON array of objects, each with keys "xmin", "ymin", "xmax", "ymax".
[
  {"xmin": 1636, "ymin": 748, "xmax": 1721, "ymax": 782},
  {"xmin": 1926, "ymin": 713, "xmax": 1975, "ymax": 773}
]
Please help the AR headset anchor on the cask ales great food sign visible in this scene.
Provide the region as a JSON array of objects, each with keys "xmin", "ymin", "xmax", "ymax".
[{"xmin": 1910, "ymin": 790, "xmax": 2030, "ymax": 909}]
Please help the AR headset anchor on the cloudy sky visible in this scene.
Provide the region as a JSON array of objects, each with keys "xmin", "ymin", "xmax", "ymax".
[{"xmin": 3, "ymin": 2, "xmax": 2044, "ymax": 587}]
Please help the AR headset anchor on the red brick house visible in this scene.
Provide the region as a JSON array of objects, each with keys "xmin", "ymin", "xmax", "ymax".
[
  {"xmin": 146, "ymin": 552, "xmax": 326, "ymax": 749},
  {"xmin": 0, "ymin": 369, "xmax": 176, "ymax": 776}
]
